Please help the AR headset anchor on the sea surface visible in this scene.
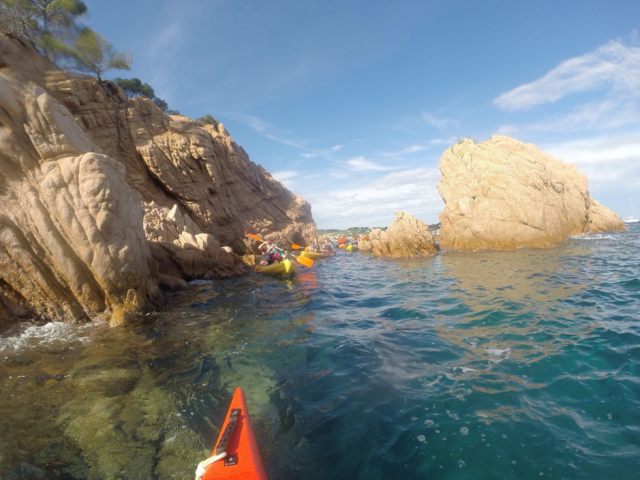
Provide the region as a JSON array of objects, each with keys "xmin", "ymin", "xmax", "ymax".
[{"xmin": 2, "ymin": 226, "xmax": 640, "ymax": 479}]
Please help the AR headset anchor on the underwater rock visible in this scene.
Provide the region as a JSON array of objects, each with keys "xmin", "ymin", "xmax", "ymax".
[
  {"xmin": 437, "ymin": 136, "xmax": 625, "ymax": 251},
  {"xmin": 358, "ymin": 211, "xmax": 437, "ymax": 258}
]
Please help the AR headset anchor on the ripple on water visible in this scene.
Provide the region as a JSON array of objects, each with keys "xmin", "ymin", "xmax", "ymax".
[{"xmin": 2, "ymin": 232, "xmax": 640, "ymax": 478}]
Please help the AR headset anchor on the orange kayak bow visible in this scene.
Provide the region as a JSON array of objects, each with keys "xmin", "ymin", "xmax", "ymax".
[{"xmin": 197, "ymin": 387, "xmax": 268, "ymax": 480}]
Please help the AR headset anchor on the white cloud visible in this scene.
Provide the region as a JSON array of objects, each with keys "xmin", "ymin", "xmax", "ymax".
[
  {"xmin": 494, "ymin": 40, "xmax": 640, "ymax": 112},
  {"xmin": 429, "ymin": 136, "xmax": 457, "ymax": 146},
  {"xmin": 224, "ymin": 112, "xmax": 273, "ymax": 133},
  {"xmin": 391, "ymin": 113, "xmax": 459, "ymax": 135},
  {"xmin": 495, "ymin": 124, "xmax": 519, "ymax": 136},
  {"xmin": 422, "ymin": 111, "xmax": 459, "ymax": 129},
  {"xmin": 493, "ymin": 38, "xmax": 640, "ymax": 133},
  {"xmin": 301, "ymin": 144, "xmax": 343, "ymax": 158},
  {"xmin": 271, "ymin": 170, "xmax": 298, "ymax": 183},
  {"xmin": 308, "ymin": 167, "xmax": 443, "ymax": 228},
  {"xmin": 506, "ymin": 99, "xmax": 640, "ymax": 133},
  {"xmin": 542, "ymin": 134, "xmax": 640, "ymax": 181},
  {"xmin": 382, "ymin": 144, "xmax": 426, "ymax": 157},
  {"xmin": 346, "ymin": 156, "xmax": 395, "ymax": 171},
  {"xmin": 223, "ymin": 111, "xmax": 319, "ymax": 150}
]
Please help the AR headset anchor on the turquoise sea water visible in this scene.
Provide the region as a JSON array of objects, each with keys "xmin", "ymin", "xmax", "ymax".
[{"xmin": 1, "ymin": 226, "xmax": 640, "ymax": 479}]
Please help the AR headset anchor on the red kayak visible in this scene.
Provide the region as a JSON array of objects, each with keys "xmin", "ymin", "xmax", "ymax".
[{"xmin": 196, "ymin": 387, "xmax": 268, "ymax": 480}]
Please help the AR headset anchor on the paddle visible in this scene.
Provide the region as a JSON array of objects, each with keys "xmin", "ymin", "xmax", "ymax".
[
  {"xmin": 291, "ymin": 244, "xmax": 301, "ymax": 249},
  {"xmin": 294, "ymin": 255, "xmax": 313, "ymax": 267},
  {"xmin": 246, "ymin": 223, "xmax": 313, "ymax": 267},
  {"xmin": 246, "ymin": 233, "xmax": 264, "ymax": 242}
]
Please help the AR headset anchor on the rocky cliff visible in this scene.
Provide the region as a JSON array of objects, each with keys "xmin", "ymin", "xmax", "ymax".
[
  {"xmin": 437, "ymin": 136, "xmax": 625, "ymax": 251},
  {"xmin": 358, "ymin": 211, "xmax": 437, "ymax": 258},
  {"xmin": 0, "ymin": 33, "xmax": 316, "ymax": 326}
]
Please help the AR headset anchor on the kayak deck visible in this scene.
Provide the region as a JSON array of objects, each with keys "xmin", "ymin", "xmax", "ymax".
[{"xmin": 202, "ymin": 388, "xmax": 268, "ymax": 480}]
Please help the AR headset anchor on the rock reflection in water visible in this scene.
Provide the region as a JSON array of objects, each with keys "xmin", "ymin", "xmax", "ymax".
[{"xmin": 437, "ymin": 245, "xmax": 596, "ymax": 366}]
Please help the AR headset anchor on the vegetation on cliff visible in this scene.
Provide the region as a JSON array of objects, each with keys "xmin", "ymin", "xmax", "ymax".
[
  {"xmin": 113, "ymin": 77, "xmax": 179, "ymax": 114},
  {"xmin": 0, "ymin": 0, "xmax": 131, "ymax": 79}
]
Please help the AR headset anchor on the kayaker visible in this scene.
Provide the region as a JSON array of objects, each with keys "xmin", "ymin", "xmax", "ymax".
[{"xmin": 259, "ymin": 241, "xmax": 283, "ymax": 266}]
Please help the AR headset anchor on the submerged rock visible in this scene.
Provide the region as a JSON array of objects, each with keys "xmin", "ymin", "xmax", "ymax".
[
  {"xmin": 359, "ymin": 211, "xmax": 437, "ymax": 258},
  {"xmin": 437, "ymin": 136, "xmax": 625, "ymax": 251}
]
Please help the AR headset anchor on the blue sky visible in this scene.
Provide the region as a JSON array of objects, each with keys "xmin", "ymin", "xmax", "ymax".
[{"xmin": 83, "ymin": 0, "xmax": 640, "ymax": 228}]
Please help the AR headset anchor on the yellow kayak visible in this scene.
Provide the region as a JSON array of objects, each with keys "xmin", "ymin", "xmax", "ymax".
[
  {"xmin": 346, "ymin": 244, "xmax": 358, "ymax": 251},
  {"xmin": 254, "ymin": 259, "xmax": 297, "ymax": 276},
  {"xmin": 300, "ymin": 251, "xmax": 335, "ymax": 260}
]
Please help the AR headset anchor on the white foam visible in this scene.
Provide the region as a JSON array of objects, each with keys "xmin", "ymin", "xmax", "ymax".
[
  {"xmin": 569, "ymin": 234, "xmax": 614, "ymax": 241},
  {"xmin": 486, "ymin": 347, "xmax": 509, "ymax": 356},
  {"xmin": 0, "ymin": 322, "xmax": 93, "ymax": 354}
]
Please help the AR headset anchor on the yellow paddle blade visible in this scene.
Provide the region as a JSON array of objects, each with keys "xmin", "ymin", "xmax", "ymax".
[
  {"xmin": 295, "ymin": 255, "xmax": 314, "ymax": 267},
  {"xmin": 291, "ymin": 244, "xmax": 301, "ymax": 250},
  {"xmin": 247, "ymin": 233, "xmax": 263, "ymax": 242}
]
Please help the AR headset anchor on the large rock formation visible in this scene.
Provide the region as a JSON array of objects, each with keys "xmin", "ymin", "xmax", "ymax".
[
  {"xmin": 358, "ymin": 211, "xmax": 437, "ymax": 258},
  {"xmin": 0, "ymin": 33, "xmax": 316, "ymax": 326},
  {"xmin": 437, "ymin": 136, "xmax": 625, "ymax": 251},
  {"xmin": 45, "ymin": 71, "xmax": 316, "ymax": 253},
  {"xmin": 0, "ymin": 78, "xmax": 157, "ymax": 325}
]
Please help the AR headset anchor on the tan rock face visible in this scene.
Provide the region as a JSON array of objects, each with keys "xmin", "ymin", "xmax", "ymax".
[
  {"xmin": 358, "ymin": 211, "xmax": 437, "ymax": 258},
  {"xmin": 142, "ymin": 202, "xmax": 244, "ymax": 280},
  {"xmin": 0, "ymin": 33, "xmax": 317, "ymax": 326},
  {"xmin": 43, "ymin": 71, "xmax": 317, "ymax": 253},
  {"xmin": 0, "ymin": 78, "xmax": 157, "ymax": 324},
  {"xmin": 437, "ymin": 136, "xmax": 625, "ymax": 251}
]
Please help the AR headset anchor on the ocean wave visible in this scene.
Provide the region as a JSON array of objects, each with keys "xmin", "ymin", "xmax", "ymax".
[
  {"xmin": 569, "ymin": 234, "xmax": 615, "ymax": 241},
  {"xmin": 0, "ymin": 322, "xmax": 93, "ymax": 354}
]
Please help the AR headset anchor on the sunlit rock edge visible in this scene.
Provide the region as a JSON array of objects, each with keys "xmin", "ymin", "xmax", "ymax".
[{"xmin": 437, "ymin": 136, "xmax": 625, "ymax": 251}]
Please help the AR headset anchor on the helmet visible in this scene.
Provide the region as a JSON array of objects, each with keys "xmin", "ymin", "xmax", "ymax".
[{"xmin": 259, "ymin": 240, "xmax": 272, "ymax": 250}]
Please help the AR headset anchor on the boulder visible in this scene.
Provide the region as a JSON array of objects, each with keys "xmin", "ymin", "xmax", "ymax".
[
  {"xmin": 358, "ymin": 211, "xmax": 437, "ymax": 258},
  {"xmin": 0, "ymin": 79, "xmax": 158, "ymax": 324},
  {"xmin": 437, "ymin": 136, "xmax": 625, "ymax": 251},
  {"xmin": 142, "ymin": 201, "xmax": 244, "ymax": 279}
]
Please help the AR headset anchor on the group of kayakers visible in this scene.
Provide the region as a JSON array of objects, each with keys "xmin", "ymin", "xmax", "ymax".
[
  {"xmin": 259, "ymin": 240, "xmax": 335, "ymax": 266},
  {"xmin": 247, "ymin": 221, "xmax": 364, "ymax": 273}
]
